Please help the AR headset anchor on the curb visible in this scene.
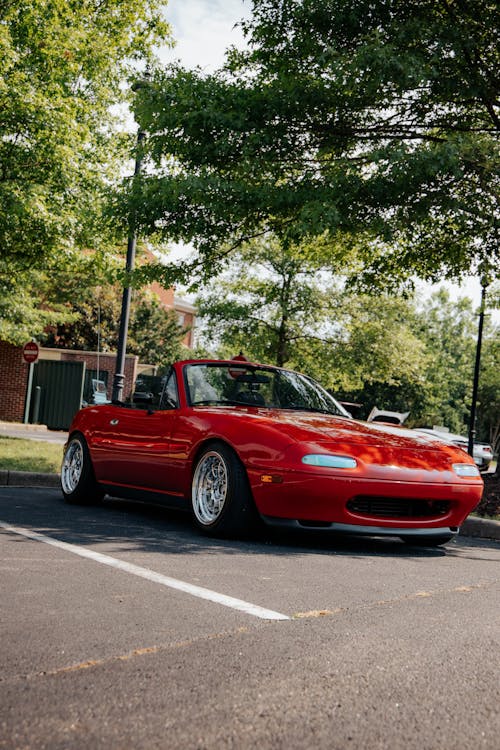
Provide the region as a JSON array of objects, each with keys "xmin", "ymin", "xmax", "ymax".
[
  {"xmin": 459, "ymin": 516, "xmax": 500, "ymax": 541},
  {"xmin": 0, "ymin": 471, "xmax": 60, "ymax": 488},
  {"xmin": 1, "ymin": 471, "xmax": 499, "ymax": 541}
]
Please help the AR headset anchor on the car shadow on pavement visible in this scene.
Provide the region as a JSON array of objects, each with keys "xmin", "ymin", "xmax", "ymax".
[{"xmin": 0, "ymin": 486, "xmax": 471, "ymax": 560}]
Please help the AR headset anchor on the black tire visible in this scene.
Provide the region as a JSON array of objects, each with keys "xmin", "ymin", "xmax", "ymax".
[
  {"xmin": 191, "ymin": 441, "xmax": 259, "ymax": 537},
  {"xmin": 400, "ymin": 533, "xmax": 454, "ymax": 547},
  {"xmin": 61, "ymin": 433, "xmax": 104, "ymax": 505}
]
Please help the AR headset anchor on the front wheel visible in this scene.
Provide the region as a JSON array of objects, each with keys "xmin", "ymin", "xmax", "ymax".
[
  {"xmin": 61, "ymin": 433, "xmax": 103, "ymax": 505},
  {"xmin": 191, "ymin": 442, "xmax": 258, "ymax": 537}
]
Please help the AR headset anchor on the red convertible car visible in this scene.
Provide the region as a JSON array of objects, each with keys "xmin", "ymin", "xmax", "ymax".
[{"xmin": 61, "ymin": 359, "xmax": 483, "ymax": 546}]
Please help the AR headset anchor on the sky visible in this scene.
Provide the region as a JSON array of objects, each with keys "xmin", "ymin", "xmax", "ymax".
[
  {"xmin": 162, "ymin": 0, "xmax": 250, "ymax": 71},
  {"xmin": 160, "ymin": 0, "xmax": 495, "ymax": 316}
]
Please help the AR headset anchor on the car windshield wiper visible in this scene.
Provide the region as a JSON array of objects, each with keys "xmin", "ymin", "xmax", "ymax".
[
  {"xmin": 191, "ymin": 399, "xmax": 228, "ymax": 406},
  {"xmin": 191, "ymin": 399, "xmax": 260, "ymax": 407}
]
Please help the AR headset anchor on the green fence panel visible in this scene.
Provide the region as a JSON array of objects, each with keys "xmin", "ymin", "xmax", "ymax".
[{"xmin": 30, "ymin": 360, "xmax": 85, "ymax": 430}]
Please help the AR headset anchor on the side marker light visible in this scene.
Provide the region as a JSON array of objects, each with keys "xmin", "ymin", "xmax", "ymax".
[{"xmin": 261, "ymin": 474, "xmax": 284, "ymax": 484}]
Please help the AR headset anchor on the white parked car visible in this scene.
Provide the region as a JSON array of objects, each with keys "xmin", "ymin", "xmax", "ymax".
[
  {"xmin": 366, "ymin": 410, "xmax": 494, "ymax": 473},
  {"xmin": 414, "ymin": 428, "xmax": 494, "ymax": 472}
]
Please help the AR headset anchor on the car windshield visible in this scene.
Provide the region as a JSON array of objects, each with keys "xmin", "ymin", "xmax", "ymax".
[{"xmin": 184, "ymin": 363, "xmax": 351, "ymax": 417}]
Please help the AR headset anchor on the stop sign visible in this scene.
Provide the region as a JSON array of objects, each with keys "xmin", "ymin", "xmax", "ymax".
[
  {"xmin": 228, "ymin": 353, "xmax": 249, "ymax": 379},
  {"xmin": 22, "ymin": 341, "xmax": 39, "ymax": 364}
]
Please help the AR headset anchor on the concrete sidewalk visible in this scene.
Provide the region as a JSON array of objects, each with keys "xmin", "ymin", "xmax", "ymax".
[{"xmin": 0, "ymin": 421, "xmax": 67, "ymax": 444}]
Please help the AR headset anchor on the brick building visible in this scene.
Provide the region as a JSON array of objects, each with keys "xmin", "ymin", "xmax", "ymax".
[
  {"xmin": 0, "ymin": 341, "xmax": 139, "ymax": 425},
  {"xmin": 0, "ymin": 340, "xmax": 31, "ymax": 423},
  {"xmin": 0, "ymin": 274, "xmax": 196, "ymax": 425},
  {"xmin": 149, "ymin": 282, "xmax": 196, "ymax": 348}
]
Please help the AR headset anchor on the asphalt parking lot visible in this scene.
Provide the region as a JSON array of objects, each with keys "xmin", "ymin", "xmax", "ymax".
[{"xmin": 1, "ymin": 487, "xmax": 499, "ymax": 749}]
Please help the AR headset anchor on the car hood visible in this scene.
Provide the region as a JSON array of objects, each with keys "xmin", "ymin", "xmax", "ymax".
[
  {"xmin": 203, "ymin": 406, "xmax": 468, "ymax": 455},
  {"xmin": 236, "ymin": 406, "xmax": 476, "ymax": 468},
  {"xmin": 253, "ymin": 410, "xmax": 453, "ymax": 450},
  {"xmin": 248, "ymin": 409, "xmax": 473, "ymax": 474}
]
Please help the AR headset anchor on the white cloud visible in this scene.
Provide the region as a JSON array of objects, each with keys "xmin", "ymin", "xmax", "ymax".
[{"xmin": 162, "ymin": 0, "xmax": 249, "ymax": 71}]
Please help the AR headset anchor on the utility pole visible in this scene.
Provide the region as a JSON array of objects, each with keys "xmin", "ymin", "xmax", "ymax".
[{"xmin": 112, "ymin": 75, "xmax": 149, "ymax": 403}]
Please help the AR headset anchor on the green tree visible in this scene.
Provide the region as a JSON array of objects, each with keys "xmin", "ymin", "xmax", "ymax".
[
  {"xmin": 0, "ymin": 0, "xmax": 170, "ymax": 276},
  {"xmin": 339, "ymin": 288, "xmax": 499, "ymax": 441},
  {"xmin": 0, "ymin": 268, "xmax": 75, "ymax": 346},
  {"xmin": 128, "ymin": 292, "xmax": 186, "ymax": 370},
  {"xmin": 411, "ymin": 289, "xmax": 478, "ymax": 432},
  {"xmin": 41, "ymin": 275, "xmax": 123, "ymax": 353},
  {"xmin": 474, "ymin": 281, "xmax": 500, "ymax": 453},
  {"xmin": 37, "ymin": 262, "xmax": 187, "ymax": 370},
  {"xmin": 198, "ymin": 247, "xmax": 499, "ymax": 440},
  {"xmin": 196, "ymin": 236, "xmax": 429, "ymax": 394},
  {"xmin": 129, "ymin": 0, "xmax": 498, "ymax": 288},
  {"xmin": 476, "ymin": 336, "xmax": 500, "ymax": 455},
  {"xmin": 0, "ymin": 249, "xmax": 114, "ymax": 346},
  {"xmin": 330, "ymin": 293, "xmax": 429, "ymax": 404},
  {"xmin": 197, "ymin": 236, "xmax": 341, "ymax": 372}
]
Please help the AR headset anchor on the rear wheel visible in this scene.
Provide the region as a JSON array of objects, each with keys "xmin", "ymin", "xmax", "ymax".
[
  {"xmin": 400, "ymin": 533, "xmax": 454, "ymax": 547},
  {"xmin": 191, "ymin": 442, "xmax": 258, "ymax": 537},
  {"xmin": 61, "ymin": 433, "xmax": 103, "ymax": 505}
]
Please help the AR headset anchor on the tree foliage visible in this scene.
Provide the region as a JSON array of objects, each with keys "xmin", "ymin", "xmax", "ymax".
[
  {"xmin": 130, "ymin": 0, "xmax": 499, "ymax": 288},
  {"xmin": 334, "ymin": 290, "xmax": 499, "ymax": 446},
  {"xmin": 474, "ymin": 282, "xmax": 500, "ymax": 454},
  {"xmin": 37, "ymin": 262, "xmax": 187, "ymax": 370},
  {"xmin": 197, "ymin": 236, "xmax": 430, "ymax": 391},
  {"xmin": 0, "ymin": 250, "xmax": 107, "ymax": 345},
  {"xmin": 0, "ymin": 0, "xmax": 170, "ymax": 274},
  {"xmin": 0, "ymin": 251, "xmax": 186, "ymax": 370},
  {"xmin": 197, "ymin": 236, "xmax": 343, "ymax": 371},
  {"xmin": 128, "ymin": 292, "xmax": 186, "ymax": 370},
  {"xmin": 478, "ymin": 336, "xmax": 500, "ymax": 455}
]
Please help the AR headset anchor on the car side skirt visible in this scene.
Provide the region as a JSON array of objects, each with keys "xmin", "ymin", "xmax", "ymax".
[{"xmin": 100, "ymin": 483, "xmax": 188, "ymax": 511}]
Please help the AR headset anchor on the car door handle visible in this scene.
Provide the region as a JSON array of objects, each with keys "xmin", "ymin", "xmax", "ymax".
[{"xmin": 110, "ymin": 419, "xmax": 119, "ymax": 425}]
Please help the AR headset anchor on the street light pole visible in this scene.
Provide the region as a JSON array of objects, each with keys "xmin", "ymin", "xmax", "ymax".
[
  {"xmin": 467, "ymin": 279, "xmax": 488, "ymax": 457},
  {"xmin": 112, "ymin": 126, "xmax": 145, "ymax": 403}
]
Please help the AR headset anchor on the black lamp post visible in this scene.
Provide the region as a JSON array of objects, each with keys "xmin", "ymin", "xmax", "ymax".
[
  {"xmin": 112, "ymin": 76, "xmax": 150, "ymax": 403},
  {"xmin": 111, "ymin": 127, "xmax": 144, "ymax": 402},
  {"xmin": 467, "ymin": 277, "xmax": 489, "ymax": 457}
]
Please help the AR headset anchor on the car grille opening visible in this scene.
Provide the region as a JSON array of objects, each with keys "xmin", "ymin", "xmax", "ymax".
[{"xmin": 347, "ymin": 496, "xmax": 450, "ymax": 519}]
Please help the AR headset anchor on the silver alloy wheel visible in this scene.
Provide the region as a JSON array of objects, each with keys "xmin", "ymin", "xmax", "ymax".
[
  {"xmin": 192, "ymin": 450, "xmax": 229, "ymax": 526},
  {"xmin": 61, "ymin": 438, "xmax": 84, "ymax": 494}
]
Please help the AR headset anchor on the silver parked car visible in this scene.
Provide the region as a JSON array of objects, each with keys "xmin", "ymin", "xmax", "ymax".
[
  {"xmin": 366, "ymin": 410, "xmax": 494, "ymax": 473},
  {"xmin": 414, "ymin": 429, "xmax": 494, "ymax": 472}
]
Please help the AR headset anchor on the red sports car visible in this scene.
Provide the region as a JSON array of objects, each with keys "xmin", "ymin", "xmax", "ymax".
[{"xmin": 61, "ymin": 359, "xmax": 483, "ymax": 546}]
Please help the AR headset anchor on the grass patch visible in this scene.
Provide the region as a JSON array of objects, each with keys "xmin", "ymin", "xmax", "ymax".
[{"xmin": 0, "ymin": 437, "xmax": 62, "ymax": 474}]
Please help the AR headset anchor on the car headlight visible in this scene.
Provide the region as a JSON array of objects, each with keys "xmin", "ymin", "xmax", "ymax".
[
  {"xmin": 302, "ymin": 454, "xmax": 357, "ymax": 469},
  {"xmin": 453, "ymin": 463, "xmax": 481, "ymax": 477}
]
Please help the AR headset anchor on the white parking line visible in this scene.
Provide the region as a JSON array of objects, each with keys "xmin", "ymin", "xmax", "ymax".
[{"xmin": 0, "ymin": 521, "xmax": 290, "ymax": 621}]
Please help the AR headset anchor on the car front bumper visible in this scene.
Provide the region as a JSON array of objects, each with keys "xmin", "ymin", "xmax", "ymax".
[
  {"xmin": 260, "ymin": 516, "xmax": 459, "ymax": 537},
  {"xmin": 248, "ymin": 467, "xmax": 483, "ymax": 531}
]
